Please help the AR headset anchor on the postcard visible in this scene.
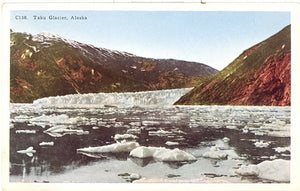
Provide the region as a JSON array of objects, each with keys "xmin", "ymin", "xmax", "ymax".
[{"xmin": 1, "ymin": 1, "xmax": 300, "ymax": 191}]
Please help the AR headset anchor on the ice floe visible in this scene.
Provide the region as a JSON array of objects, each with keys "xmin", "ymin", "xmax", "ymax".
[
  {"xmin": 129, "ymin": 146, "xmax": 196, "ymax": 162},
  {"xmin": 77, "ymin": 142, "xmax": 140, "ymax": 153},
  {"xmin": 44, "ymin": 125, "xmax": 89, "ymax": 137},
  {"xmin": 29, "ymin": 114, "xmax": 83, "ymax": 128},
  {"xmin": 114, "ymin": 134, "xmax": 138, "ymax": 142},
  {"xmin": 39, "ymin": 142, "xmax": 54, "ymax": 146},
  {"xmin": 202, "ymin": 147, "xmax": 229, "ymax": 160},
  {"xmin": 273, "ymin": 146, "xmax": 290, "ymax": 153},
  {"xmin": 149, "ymin": 129, "xmax": 173, "ymax": 136},
  {"xmin": 129, "ymin": 173, "xmax": 141, "ymax": 181},
  {"xmin": 201, "ymin": 138, "xmax": 241, "ymax": 160},
  {"xmin": 15, "ymin": 130, "xmax": 36, "ymax": 134},
  {"xmin": 13, "ymin": 115, "xmax": 31, "ymax": 123},
  {"xmin": 254, "ymin": 140, "xmax": 270, "ymax": 148},
  {"xmin": 165, "ymin": 141, "xmax": 179, "ymax": 146},
  {"xmin": 17, "ymin": 146, "xmax": 36, "ymax": 157},
  {"xmin": 235, "ymin": 159, "xmax": 290, "ymax": 182}
]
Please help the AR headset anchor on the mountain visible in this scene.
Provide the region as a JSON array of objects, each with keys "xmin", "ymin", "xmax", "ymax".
[
  {"xmin": 176, "ymin": 25, "xmax": 291, "ymax": 106},
  {"xmin": 10, "ymin": 32, "xmax": 218, "ymax": 103}
]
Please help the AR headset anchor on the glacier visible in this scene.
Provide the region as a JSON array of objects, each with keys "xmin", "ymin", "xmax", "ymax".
[{"xmin": 33, "ymin": 88, "xmax": 192, "ymax": 108}]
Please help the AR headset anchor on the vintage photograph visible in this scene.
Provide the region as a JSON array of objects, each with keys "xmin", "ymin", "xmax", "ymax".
[{"xmin": 3, "ymin": 2, "xmax": 297, "ymax": 188}]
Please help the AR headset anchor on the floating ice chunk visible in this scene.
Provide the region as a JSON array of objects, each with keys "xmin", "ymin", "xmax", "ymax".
[
  {"xmin": 14, "ymin": 115, "xmax": 31, "ymax": 123},
  {"xmin": 44, "ymin": 132, "xmax": 64, "ymax": 138},
  {"xmin": 130, "ymin": 146, "xmax": 196, "ymax": 162},
  {"xmin": 213, "ymin": 138, "xmax": 231, "ymax": 150},
  {"xmin": 129, "ymin": 173, "xmax": 141, "ymax": 181},
  {"xmin": 149, "ymin": 129, "xmax": 172, "ymax": 136},
  {"xmin": 126, "ymin": 128, "xmax": 141, "ymax": 134},
  {"xmin": 29, "ymin": 114, "xmax": 83, "ymax": 127},
  {"xmin": 44, "ymin": 125, "xmax": 66, "ymax": 133},
  {"xmin": 165, "ymin": 141, "xmax": 179, "ymax": 146},
  {"xmin": 114, "ymin": 134, "xmax": 138, "ymax": 142},
  {"xmin": 114, "ymin": 122, "xmax": 124, "ymax": 128},
  {"xmin": 254, "ymin": 131, "xmax": 265, "ymax": 136},
  {"xmin": 273, "ymin": 146, "xmax": 290, "ymax": 153},
  {"xmin": 201, "ymin": 138, "xmax": 241, "ymax": 160},
  {"xmin": 235, "ymin": 159, "xmax": 290, "ymax": 182},
  {"xmin": 226, "ymin": 125, "xmax": 238, "ymax": 130},
  {"xmin": 222, "ymin": 137, "xmax": 230, "ymax": 143},
  {"xmin": 202, "ymin": 147, "xmax": 228, "ymax": 160},
  {"xmin": 254, "ymin": 141, "xmax": 270, "ymax": 148},
  {"xmin": 235, "ymin": 164, "xmax": 258, "ymax": 176},
  {"xmin": 17, "ymin": 146, "xmax": 36, "ymax": 157},
  {"xmin": 242, "ymin": 129, "xmax": 249, "ymax": 134},
  {"xmin": 97, "ymin": 121, "xmax": 107, "ymax": 126},
  {"xmin": 77, "ymin": 142, "xmax": 140, "ymax": 153},
  {"xmin": 129, "ymin": 146, "xmax": 157, "ymax": 158},
  {"xmin": 39, "ymin": 142, "xmax": 54, "ymax": 146},
  {"xmin": 142, "ymin": 121, "xmax": 161, "ymax": 126},
  {"xmin": 44, "ymin": 125, "xmax": 89, "ymax": 137},
  {"xmin": 154, "ymin": 148, "xmax": 196, "ymax": 162},
  {"xmin": 129, "ymin": 122, "xmax": 141, "ymax": 126},
  {"xmin": 15, "ymin": 130, "xmax": 36, "ymax": 134}
]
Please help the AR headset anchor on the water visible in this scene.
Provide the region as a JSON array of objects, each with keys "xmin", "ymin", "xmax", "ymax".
[{"xmin": 9, "ymin": 103, "xmax": 290, "ymax": 183}]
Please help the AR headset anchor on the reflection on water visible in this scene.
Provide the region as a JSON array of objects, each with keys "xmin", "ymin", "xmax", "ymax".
[{"xmin": 10, "ymin": 104, "xmax": 290, "ymax": 183}]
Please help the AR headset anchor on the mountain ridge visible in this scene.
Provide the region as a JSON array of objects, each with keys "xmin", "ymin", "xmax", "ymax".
[
  {"xmin": 175, "ymin": 25, "xmax": 291, "ymax": 106},
  {"xmin": 10, "ymin": 31, "xmax": 218, "ymax": 103}
]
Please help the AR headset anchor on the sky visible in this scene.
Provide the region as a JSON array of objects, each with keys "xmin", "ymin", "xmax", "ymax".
[{"xmin": 10, "ymin": 11, "xmax": 290, "ymax": 70}]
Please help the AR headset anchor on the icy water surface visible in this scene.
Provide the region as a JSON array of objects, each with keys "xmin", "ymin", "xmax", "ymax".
[{"xmin": 9, "ymin": 104, "xmax": 290, "ymax": 183}]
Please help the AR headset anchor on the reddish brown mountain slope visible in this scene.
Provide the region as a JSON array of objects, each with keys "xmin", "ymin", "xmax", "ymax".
[{"xmin": 176, "ymin": 25, "xmax": 291, "ymax": 106}]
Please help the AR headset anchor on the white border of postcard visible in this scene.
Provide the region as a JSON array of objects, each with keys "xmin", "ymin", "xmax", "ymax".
[{"xmin": 1, "ymin": 1, "xmax": 300, "ymax": 191}]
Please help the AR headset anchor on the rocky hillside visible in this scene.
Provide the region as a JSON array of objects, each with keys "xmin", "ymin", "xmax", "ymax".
[
  {"xmin": 176, "ymin": 25, "xmax": 291, "ymax": 106},
  {"xmin": 10, "ymin": 31, "xmax": 218, "ymax": 103}
]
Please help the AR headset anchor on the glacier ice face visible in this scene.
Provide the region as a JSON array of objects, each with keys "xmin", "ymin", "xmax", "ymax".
[{"xmin": 32, "ymin": 88, "xmax": 192, "ymax": 108}]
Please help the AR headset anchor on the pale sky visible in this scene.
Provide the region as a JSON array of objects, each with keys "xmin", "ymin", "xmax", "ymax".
[{"xmin": 10, "ymin": 11, "xmax": 290, "ymax": 70}]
